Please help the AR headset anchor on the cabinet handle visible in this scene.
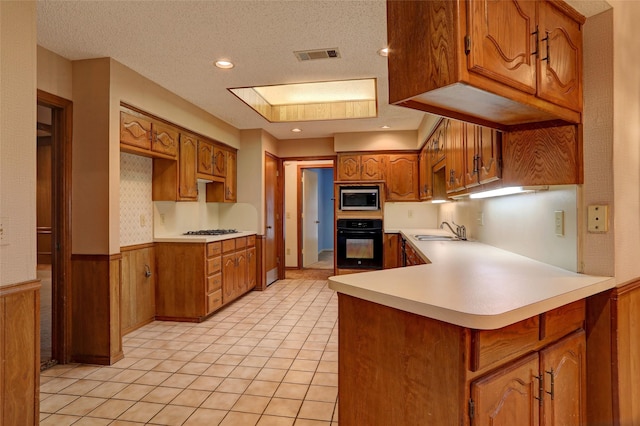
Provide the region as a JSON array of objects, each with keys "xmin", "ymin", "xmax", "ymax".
[
  {"xmin": 534, "ymin": 373, "xmax": 543, "ymax": 406},
  {"xmin": 144, "ymin": 264, "xmax": 152, "ymax": 278},
  {"xmin": 545, "ymin": 369, "xmax": 555, "ymax": 400},
  {"xmin": 541, "ymin": 31, "xmax": 550, "ymax": 63},
  {"xmin": 532, "ymin": 26, "xmax": 540, "ymax": 56},
  {"xmin": 449, "ymin": 169, "xmax": 455, "ymax": 185}
]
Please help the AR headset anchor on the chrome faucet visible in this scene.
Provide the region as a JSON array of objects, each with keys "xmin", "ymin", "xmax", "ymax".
[{"xmin": 440, "ymin": 221, "xmax": 467, "ymax": 240}]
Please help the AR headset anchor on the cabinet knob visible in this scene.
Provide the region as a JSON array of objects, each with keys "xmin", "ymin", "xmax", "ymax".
[{"xmin": 144, "ymin": 264, "xmax": 152, "ymax": 278}]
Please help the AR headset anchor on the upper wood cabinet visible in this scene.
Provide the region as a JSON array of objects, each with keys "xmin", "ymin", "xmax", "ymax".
[
  {"xmin": 337, "ymin": 154, "xmax": 385, "ymax": 181},
  {"xmin": 465, "ymin": 124, "xmax": 502, "ymax": 189},
  {"xmin": 197, "ymin": 139, "xmax": 214, "ymax": 176},
  {"xmin": 386, "ymin": 154, "xmax": 419, "ymax": 201},
  {"xmin": 178, "ymin": 133, "xmax": 198, "ymax": 200},
  {"xmin": 444, "ymin": 120, "xmax": 466, "ymax": 194},
  {"xmin": 205, "ymin": 147, "xmax": 238, "ymax": 203},
  {"xmin": 225, "ymin": 150, "xmax": 237, "ymax": 202},
  {"xmin": 387, "ymin": 0, "xmax": 584, "ymax": 129},
  {"xmin": 213, "ymin": 146, "xmax": 227, "ymax": 177},
  {"xmin": 120, "ymin": 111, "xmax": 177, "ymax": 159},
  {"xmin": 418, "ymin": 148, "xmax": 432, "ymax": 201}
]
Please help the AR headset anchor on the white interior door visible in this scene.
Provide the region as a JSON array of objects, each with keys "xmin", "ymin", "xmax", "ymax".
[{"xmin": 302, "ymin": 169, "xmax": 319, "ymax": 267}]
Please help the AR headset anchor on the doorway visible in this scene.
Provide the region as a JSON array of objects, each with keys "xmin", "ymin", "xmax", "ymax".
[
  {"xmin": 37, "ymin": 90, "xmax": 72, "ymax": 368},
  {"xmin": 298, "ymin": 165, "xmax": 334, "ymax": 270}
]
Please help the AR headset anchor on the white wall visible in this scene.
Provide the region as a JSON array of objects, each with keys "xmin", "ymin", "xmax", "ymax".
[
  {"xmin": 383, "ymin": 202, "xmax": 439, "ymax": 231},
  {"xmin": 334, "ymin": 130, "xmax": 417, "ymax": 152},
  {"xmin": 439, "ymin": 186, "xmax": 579, "ymax": 272},
  {"xmin": 0, "ymin": 1, "xmax": 37, "ymax": 286}
]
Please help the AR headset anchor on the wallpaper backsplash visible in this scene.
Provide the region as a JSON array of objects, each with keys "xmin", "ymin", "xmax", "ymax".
[{"xmin": 120, "ymin": 152, "xmax": 154, "ymax": 247}]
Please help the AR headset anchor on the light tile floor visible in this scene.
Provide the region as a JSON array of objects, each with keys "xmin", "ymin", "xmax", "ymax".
[{"xmin": 40, "ymin": 277, "xmax": 338, "ymax": 425}]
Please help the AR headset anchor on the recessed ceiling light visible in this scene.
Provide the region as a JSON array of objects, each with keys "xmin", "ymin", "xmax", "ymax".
[
  {"xmin": 378, "ymin": 47, "xmax": 389, "ymax": 57},
  {"xmin": 215, "ymin": 60, "xmax": 234, "ymax": 69},
  {"xmin": 291, "ymin": 128, "xmax": 302, "ymax": 133},
  {"xmin": 381, "ymin": 125, "xmax": 390, "ymax": 129}
]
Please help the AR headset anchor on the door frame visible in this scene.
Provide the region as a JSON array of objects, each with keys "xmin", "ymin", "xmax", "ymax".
[
  {"xmin": 296, "ymin": 163, "xmax": 334, "ymax": 270},
  {"xmin": 37, "ymin": 90, "xmax": 73, "ymax": 364},
  {"xmin": 264, "ymin": 151, "xmax": 285, "ymax": 282}
]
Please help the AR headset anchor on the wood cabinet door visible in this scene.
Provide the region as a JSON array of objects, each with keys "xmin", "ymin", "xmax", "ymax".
[
  {"xmin": 386, "ymin": 154, "xmax": 419, "ymax": 201},
  {"xmin": 540, "ymin": 330, "xmax": 586, "ymax": 426},
  {"xmin": 246, "ymin": 246, "xmax": 256, "ymax": 290},
  {"xmin": 429, "ymin": 123, "xmax": 446, "ymax": 166},
  {"xmin": 360, "ymin": 155, "xmax": 385, "ymax": 180},
  {"xmin": 478, "ymin": 127, "xmax": 501, "ymax": 185},
  {"xmin": 467, "ymin": 0, "xmax": 537, "ymax": 95},
  {"xmin": 197, "ymin": 140, "xmax": 214, "ymax": 176},
  {"xmin": 178, "ymin": 134, "xmax": 198, "ymax": 200},
  {"xmin": 236, "ymin": 250, "xmax": 247, "ymax": 294},
  {"xmin": 337, "ymin": 154, "xmax": 361, "ymax": 180},
  {"xmin": 465, "ymin": 124, "xmax": 481, "ymax": 188},
  {"xmin": 445, "ymin": 120, "xmax": 466, "ymax": 193},
  {"xmin": 537, "ymin": 1, "xmax": 582, "ymax": 112},
  {"xmin": 120, "ymin": 111, "xmax": 152, "ymax": 150},
  {"xmin": 471, "ymin": 353, "xmax": 540, "ymax": 426},
  {"xmin": 225, "ymin": 150, "xmax": 237, "ymax": 202},
  {"xmin": 418, "ymin": 148, "xmax": 432, "ymax": 200},
  {"xmin": 222, "ymin": 253, "xmax": 237, "ymax": 303},
  {"xmin": 383, "ymin": 233, "xmax": 400, "ymax": 269},
  {"xmin": 152, "ymin": 122, "xmax": 179, "ymax": 158},
  {"xmin": 213, "ymin": 146, "xmax": 227, "ymax": 177}
]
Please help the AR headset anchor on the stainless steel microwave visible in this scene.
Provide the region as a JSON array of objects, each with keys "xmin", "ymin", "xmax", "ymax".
[{"xmin": 339, "ymin": 186, "xmax": 380, "ymax": 211}]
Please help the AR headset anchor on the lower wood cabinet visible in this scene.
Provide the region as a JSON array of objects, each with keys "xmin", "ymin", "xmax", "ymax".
[
  {"xmin": 120, "ymin": 245, "xmax": 156, "ymax": 335},
  {"xmin": 155, "ymin": 235, "xmax": 256, "ymax": 322},
  {"xmin": 383, "ymin": 233, "xmax": 401, "ymax": 269},
  {"xmin": 338, "ymin": 295, "xmax": 586, "ymax": 425}
]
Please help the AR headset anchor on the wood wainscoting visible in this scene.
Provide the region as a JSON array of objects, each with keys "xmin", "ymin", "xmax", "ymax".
[
  {"xmin": 120, "ymin": 244, "xmax": 156, "ymax": 335},
  {"xmin": 587, "ymin": 280, "xmax": 640, "ymax": 425},
  {"xmin": 0, "ymin": 280, "xmax": 40, "ymax": 426},
  {"xmin": 71, "ymin": 254, "xmax": 123, "ymax": 365}
]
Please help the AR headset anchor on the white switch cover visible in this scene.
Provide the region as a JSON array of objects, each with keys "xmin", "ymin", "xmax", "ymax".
[
  {"xmin": 554, "ymin": 210, "xmax": 564, "ymax": 236},
  {"xmin": 588, "ymin": 205, "xmax": 608, "ymax": 233}
]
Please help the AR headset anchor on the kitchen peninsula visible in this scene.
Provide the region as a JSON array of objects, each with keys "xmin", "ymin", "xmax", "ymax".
[{"xmin": 328, "ymin": 230, "xmax": 614, "ymax": 425}]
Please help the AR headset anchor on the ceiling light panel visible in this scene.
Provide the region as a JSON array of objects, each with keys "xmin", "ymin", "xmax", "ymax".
[{"xmin": 253, "ymin": 79, "xmax": 376, "ymax": 106}]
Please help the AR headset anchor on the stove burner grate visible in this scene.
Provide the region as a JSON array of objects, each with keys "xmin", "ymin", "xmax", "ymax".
[{"xmin": 183, "ymin": 229, "xmax": 239, "ymax": 236}]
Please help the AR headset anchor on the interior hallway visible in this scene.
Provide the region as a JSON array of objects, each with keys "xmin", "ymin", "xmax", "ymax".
[{"xmin": 39, "ymin": 274, "xmax": 338, "ymax": 425}]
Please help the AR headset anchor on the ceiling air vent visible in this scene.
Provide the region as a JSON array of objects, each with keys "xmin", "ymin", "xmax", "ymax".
[{"xmin": 294, "ymin": 48, "xmax": 341, "ymax": 61}]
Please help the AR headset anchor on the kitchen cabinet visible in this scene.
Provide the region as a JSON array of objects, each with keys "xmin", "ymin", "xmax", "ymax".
[
  {"xmin": 444, "ymin": 120, "xmax": 466, "ymax": 194},
  {"xmin": 387, "ymin": 0, "xmax": 584, "ymax": 129},
  {"xmin": 471, "ymin": 330, "xmax": 586, "ymax": 425},
  {"xmin": 338, "ymin": 294, "xmax": 586, "ymax": 425},
  {"xmin": 399, "ymin": 237, "xmax": 428, "ymax": 266},
  {"xmin": 178, "ymin": 133, "xmax": 198, "ymax": 200},
  {"xmin": 205, "ymin": 147, "xmax": 238, "ymax": 203},
  {"xmin": 152, "ymin": 132, "xmax": 198, "ymax": 201},
  {"xmin": 502, "ymin": 124, "xmax": 581, "ymax": 186},
  {"xmin": 385, "ymin": 154, "xmax": 419, "ymax": 201},
  {"xmin": 337, "ymin": 153, "xmax": 385, "ymax": 181},
  {"xmin": 383, "ymin": 233, "xmax": 401, "ymax": 269},
  {"xmin": 155, "ymin": 236, "xmax": 256, "ymax": 322},
  {"xmin": 120, "ymin": 110, "xmax": 178, "ymax": 159},
  {"xmin": 120, "ymin": 245, "xmax": 155, "ymax": 335},
  {"xmin": 418, "ymin": 146, "xmax": 432, "ymax": 201},
  {"xmin": 465, "ymin": 125, "xmax": 502, "ymax": 188},
  {"xmin": 197, "ymin": 139, "xmax": 214, "ymax": 176}
]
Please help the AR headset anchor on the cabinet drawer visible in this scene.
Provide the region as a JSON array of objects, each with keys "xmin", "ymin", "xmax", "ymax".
[
  {"xmin": 470, "ymin": 315, "xmax": 540, "ymax": 372},
  {"xmin": 222, "ymin": 239, "xmax": 236, "ymax": 253},
  {"xmin": 207, "ymin": 273, "xmax": 222, "ymax": 293},
  {"xmin": 235, "ymin": 237, "xmax": 247, "ymax": 249},
  {"xmin": 207, "ymin": 242, "xmax": 221, "ymax": 257},
  {"xmin": 207, "ymin": 289, "xmax": 223, "ymax": 313},
  {"xmin": 247, "ymin": 235, "xmax": 255, "ymax": 247},
  {"xmin": 207, "ymin": 257, "xmax": 221, "ymax": 275},
  {"xmin": 542, "ymin": 299, "xmax": 585, "ymax": 343}
]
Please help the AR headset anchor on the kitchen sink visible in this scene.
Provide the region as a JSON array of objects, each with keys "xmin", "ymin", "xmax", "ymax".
[{"xmin": 412, "ymin": 234, "xmax": 459, "ymax": 241}]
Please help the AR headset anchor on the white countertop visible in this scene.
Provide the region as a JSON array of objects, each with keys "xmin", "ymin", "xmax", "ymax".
[
  {"xmin": 154, "ymin": 231, "xmax": 256, "ymax": 244},
  {"xmin": 328, "ymin": 228, "xmax": 615, "ymax": 330}
]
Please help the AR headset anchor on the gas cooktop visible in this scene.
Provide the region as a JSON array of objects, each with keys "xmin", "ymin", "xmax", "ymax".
[{"xmin": 183, "ymin": 229, "xmax": 239, "ymax": 236}]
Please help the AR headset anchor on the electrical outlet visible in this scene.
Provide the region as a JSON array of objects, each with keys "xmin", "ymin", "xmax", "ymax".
[
  {"xmin": 140, "ymin": 214, "xmax": 146, "ymax": 227},
  {"xmin": 408, "ymin": 210, "xmax": 413, "ymax": 218},
  {"xmin": 477, "ymin": 212, "xmax": 484, "ymax": 226},
  {"xmin": 554, "ymin": 210, "xmax": 564, "ymax": 236},
  {"xmin": 160, "ymin": 213, "xmax": 166, "ymax": 225},
  {"xmin": 587, "ymin": 205, "xmax": 608, "ymax": 233}
]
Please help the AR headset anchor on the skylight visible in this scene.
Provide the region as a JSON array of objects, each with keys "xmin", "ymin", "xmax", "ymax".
[{"xmin": 229, "ymin": 78, "xmax": 377, "ymax": 123}]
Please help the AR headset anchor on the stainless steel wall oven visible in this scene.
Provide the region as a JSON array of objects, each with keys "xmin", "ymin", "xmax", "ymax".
[{"xmin": 336, "ymin": 219, "xmax": 383, "ymax": 269}]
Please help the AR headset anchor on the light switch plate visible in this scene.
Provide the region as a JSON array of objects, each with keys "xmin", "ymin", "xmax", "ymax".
[
  {"xmin": 587, "ymin": 205, "xmax": 608, "ymax": 233},
  {"xmin": 554, "ymin": 210, "xmax": 564, "ymax": 236}
]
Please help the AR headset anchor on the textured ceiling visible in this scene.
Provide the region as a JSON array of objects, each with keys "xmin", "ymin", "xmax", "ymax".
[
  {"xmin": 36, "ymin": 0, "xmax": 426, "ymax": 140},
  {"xmin": 36, "ymin": 0, "xmax": 609, "ymax": 141}
]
